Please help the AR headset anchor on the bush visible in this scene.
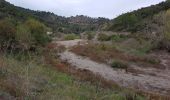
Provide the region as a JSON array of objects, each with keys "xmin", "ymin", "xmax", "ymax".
[
  {"xmin": 25, "ymin": 19, "xmax": 51, "ymax": 46},
  {"xmin": 0, "ymin": 18, "xmax": 51, "ymax": 52},
  {"xmin": 163, "ymin": 10, "xmax": 170, "ymax": 51},
  {"xmin": 98, "ymin": 34, "xmax": 111, "ymax": 41},
  {"xmin": 111, "ymin": 60, "xmax": 128, "ymax": 69},
  {"xmin": 87, "ymin": 32, "xmax": 95, "ymax": 40},
  {"xmin": 0, "ymin": 19, "xmax": 16, "ymax": 40},
  {"xmin": 64, "ymin": 34, "xmax": 80, "ymax": 40},
  {"xmin": 16, "ymin": 24, "xmax": 34, "ymax": 49},
  {"xmin": 0, "ymin": 19, "xmax": 16, "ymax": 50}
]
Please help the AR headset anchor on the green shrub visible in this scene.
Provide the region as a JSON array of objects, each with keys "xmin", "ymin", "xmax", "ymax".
[
  {"xmin": 0, "ymin": 18, "xmax": 51, "ymax": 52},
  {"xmin": 87, "ymin": 32, "xmax": 95, "ymax": 40},
  {"xmin": 64, "ymin": 34, "xmax": 80, "ymax": 40},
  {"xmin": 111, "ymin": 60, "xmax": 128, "ymax": 69},
  {"xmin": 163, "ymin": 10, "xmax": 170, "ymax": 51},
  {"xmin": 164, "ymin": 10, "xmax": 170, "ymax": 40},
  {"xmin": 98, "ymin": 34, "xmax": 111, "ymax": 41},
  {"xmin": 16, "ymin": 24, "xmax": 34, "ymax": 49},
  {"xmin": 25, "ymin": 19, "xmax": 51, "ymax": 46}
]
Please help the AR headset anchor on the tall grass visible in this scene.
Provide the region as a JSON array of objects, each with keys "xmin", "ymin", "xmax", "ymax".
[
  {"xmin": 0, "ymin": 53, "xmax": 145, "ymax": 100},
  {"xmin": 162, "ymin": 9, "xmax": 170, "ymax": 51}
]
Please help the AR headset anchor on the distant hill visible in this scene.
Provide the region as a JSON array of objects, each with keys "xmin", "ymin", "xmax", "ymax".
[
  {"xmin": 107, "ymin": 0, "xmax": 170, "ymax": 33},
  {"xmin": 1, "ymin": 0, "xmax": 169, "ymax": 35},
  {"xmin": 0, "ymin": 0, "xmax": 109, "ymax": 33}
]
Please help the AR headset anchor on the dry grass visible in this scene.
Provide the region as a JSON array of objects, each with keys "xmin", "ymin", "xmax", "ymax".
[
  {"xmin": 71, "ymin": 43, "xmax": 162, "ymax": 69},
  {"xmin": 1, "ymin": 50, "xmax": 146, "ymax": 100},
  {"xmin": 1, "ymin": 54, "xmax": 132, "ymax": 100},
  {"xmin": 45, "ymin": 46, "xmax": 170, "ymax": 100},
  {"xmin": 0, "ymin": 42, "xmax": 168, "ymax": 100}
]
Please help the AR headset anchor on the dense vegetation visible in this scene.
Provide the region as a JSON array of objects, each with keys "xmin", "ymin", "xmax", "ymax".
[
  {"xmin": 0, "ymin": 0, "xmax": 109, "ymax": 34},
  {"xmin": 106, "ymin": 0, "xmax": 170, "ymax": 51},
  {"xmin": 0, "ymin": 1, "xmax": 144, "ymax": 99},
  {"xmin": 0, "ymin": 0, "xmax": 169, "ymax": 99},
  {"xmin": 98, "ymin": 34, "xmax": 128, "ymax": 42},
  {"xmin": 107, "ymin": 0, "xmax": 170, "ymax": 32},
  {"xmin": 0, "ymin": 18, "xmax": 51, "ymax": 52}
]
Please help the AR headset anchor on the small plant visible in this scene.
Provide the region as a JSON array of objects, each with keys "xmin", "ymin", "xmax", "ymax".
[
  {"xmin": 111, "ymin": 60, "xmax": 128, "ymax": 69},
  {"xmin": 145, "ymin": 57, "xmax": 160, "ymax": 64},
  {"xmin": 64, "ymin": 34, "xmax": 80, "ymax": 40}
]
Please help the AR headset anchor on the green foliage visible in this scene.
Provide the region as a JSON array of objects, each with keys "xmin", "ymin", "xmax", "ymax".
[
  {"xmin": 98, "ymin": 34, "xmax": 111, "ymax": 41},
  {"xmin": 0, "ymin": 54, "xmax": 145, "ymax": 100},
  {"xmin": 25, "ymin": 19, "xmax": 46, "ymax": 34},
  {"xmin": 108, "ymin": 0, "xmax": 170, "ymax": 32},
  {"xmin": 164, "ymin": 10, "xmax": 170, "ymax": 50},
  {"xmin": 0, "ymin": 0, "xmax": 109, "ymax": 34},
  {"xmin": 111, "ymin": 60, "xmax": 128, "ymax": 69},
  {"xmin": 25, "ymin": 19, "xmax": 51, "ymax": 46},
  {"xmin": 0, "ymin": 18, "xmax": 51, "ymax": 52},
  {"xmin": 118, "ymin": 38, "xmax": 154, "ymax": 56},
  {"xmin": 64, "ymin": 34, "xmax": 80, "ymax": 40},
  {"xmin": 98, "ymin": 34, "xmax": 128, "ymax": 42},
  {"xmin": 162, "ymin": 9, "xmax": 170, "ymax": 51},
  {"xmin": 16, "ymin": 24, "xmax": 34, "ymax": 49},
  {"xmin": 112, "ymin": 14, "xmax": 138, "ymax": 31},
  {"xmin": 111, "ymin": 34, "xmax": 128, "ymax": 42},
  {"xmin": 164, "ymin": 10, "xmax": 170, "ymax": 40},
  {"xmin": 87, "ymin": 32, "xmax": 95, "ymax": 40}
]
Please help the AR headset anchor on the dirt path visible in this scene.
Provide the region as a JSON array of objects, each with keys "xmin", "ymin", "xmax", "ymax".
[{"xmin": 56, "ymin": 39, "xmax": 170, "ymax": 96}]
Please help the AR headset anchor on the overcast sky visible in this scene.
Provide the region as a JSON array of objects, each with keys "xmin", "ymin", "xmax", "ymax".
[{"xmin": 6, "ymin": 0, "xmax": 165, "ymax": 19}]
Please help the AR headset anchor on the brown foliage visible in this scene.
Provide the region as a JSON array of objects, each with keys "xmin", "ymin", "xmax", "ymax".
[
  {"xmin": 44, "ymin": 46, "xmax": 170, "ymax": 100},
  {"xmin": 0, "ymin": 19, "xmax": 16, "ymax": 40},
  {"xmin": 71, "ymin": 43, "xmax": 163, "ymax": 69}
]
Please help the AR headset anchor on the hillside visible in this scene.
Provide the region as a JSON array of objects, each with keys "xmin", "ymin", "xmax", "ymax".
[
  {"xmin": 0, "ymin": 0, "xmax": 137, "ymax": 99},
  {"xmin": 0, "ymin": 0, "xmax": 109, "ymax": 34},
  {"xmin": 1, "ymin": 0, "xmax": 170, "ymax": 99},
  {"xmin": 106, "ymin": 0, "xmax": 170, "ymax": 51},
  {"xmin": 107, "ymin": 0, "xmax": 170, "ymax": 33}
]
